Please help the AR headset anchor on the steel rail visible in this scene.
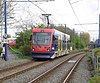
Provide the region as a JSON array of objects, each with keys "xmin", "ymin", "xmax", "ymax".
[
  {"xmin": 28, "ymin": 53, "xmax": 85, "ymax": 83},
  {"xmin": 0, "ymin": 61, "xmax": 48, "ymax": 82},
  {"xmin": 63, "ymin": 54, "xmax": 86, "ymax": 83},
  {"xmin": 0, "ymin": 51, "xmax": 84, "ymax": 82},
  {"xmin": 0, "ymin": 60, "xmax": 33, "ymax": 73}
]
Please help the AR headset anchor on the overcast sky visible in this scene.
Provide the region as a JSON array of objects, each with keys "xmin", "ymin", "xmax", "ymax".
[{"xmin": 8, "ymin": 0, "xmax": 100, "ymax": 41}]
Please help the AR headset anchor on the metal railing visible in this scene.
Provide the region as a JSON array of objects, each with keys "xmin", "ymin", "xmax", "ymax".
[{"xmin": 92, "ymin": 49, "xmax": 99, "ymax": 76}]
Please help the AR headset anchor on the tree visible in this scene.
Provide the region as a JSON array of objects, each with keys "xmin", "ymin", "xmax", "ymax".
[
  {"xmin": 16, "ymin": 29, "xmax": 32, "ymax": 55},
  {"xmin": 36, "ymin": 24, "xmax": 45, "ymax": 28},
  {"xmin": 16, "ymin": 29, "xmax": 32, "ymax": 48},
  {"xmin": 0, "ymin": 0, "xmax": 3, "ymax": 41},
  {"xmin": 75, "ymin": 35, "xmax": 80, "ymax": 49},
  {"xmin": 80, "ymin": 32, "xmax": 90, "ymax": 47},
  {"xmin": 53, "ymin": 25, "xmax": 86, "ymax": 50},
  {"xmin": 54, "ymin": 25, "xmax": 67, "ymax": 34},
  {"xmin": 0, "ymin": 0, "xmax": 15, "ymax": 41},
  {"xmin": 0, "ymin": 0, "xmax": 15, "ymax": 25}
]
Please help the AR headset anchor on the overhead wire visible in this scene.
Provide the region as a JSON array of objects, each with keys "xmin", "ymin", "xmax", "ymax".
[
  {"xmin": 6, "ymin": 0, "xmax": 61, "ymax": 24},
  {"xmin": 7, "ymin": 0, "xmax": 93, "ymax": 29},
  {"xmin": 27, "ymin": 0, "xmax": 61, "ymax": 24},
  {"xmin": 68, "ymin": 0, "xmax": 88, "ymax": 32}
]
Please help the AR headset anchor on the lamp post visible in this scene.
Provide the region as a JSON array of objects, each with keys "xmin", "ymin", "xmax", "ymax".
[{"xmin": 3, "ymin": 0, "xmax": 8, "ymax": 61}]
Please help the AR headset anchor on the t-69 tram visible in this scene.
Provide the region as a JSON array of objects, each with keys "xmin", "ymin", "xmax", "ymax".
[{"xmin": 31, "ymin": 28, "xmax": 70, "ymax": 59}]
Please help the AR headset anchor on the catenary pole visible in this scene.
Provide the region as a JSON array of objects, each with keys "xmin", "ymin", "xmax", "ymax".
[
  {"xmin": 98, "ymin": 14, "xmax": 100, "ymax": 47},
  {"xmin": 4, "ymin": 0, "xmax": 8, "ymax": 61}
]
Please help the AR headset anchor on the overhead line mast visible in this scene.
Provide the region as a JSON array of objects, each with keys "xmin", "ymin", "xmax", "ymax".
[
  {"xmin": 98, "ymin": 14, "xmax": 100, "ymax": 47},
  {"xmin": 3, "ymin": 0, "xmax": 8, "ymax": 61}
]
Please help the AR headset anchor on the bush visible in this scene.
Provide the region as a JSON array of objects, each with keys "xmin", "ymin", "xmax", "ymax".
[
  {"xmin": 0, "ymin": 47, "xmax": 2, "ymax": 55},
  {"xmin": 88, "ymin": 76, "xmax": 100, "ymax": 83},
  {"xmin": 94, "ymin": 48, "xmax": 100, "ymax": 57},
  {"xmin": 20, "ymin": 45, "xmax": 31, "ymax": 56},
  {"xmin": 16, "ymin": 30, "xmax": 32, "ymax": 49}
]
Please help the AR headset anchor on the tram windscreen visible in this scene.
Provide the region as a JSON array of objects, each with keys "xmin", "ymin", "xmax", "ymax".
[{"xmin": 33, "ymin": 32, "xmax": 51, "ymax": 45}]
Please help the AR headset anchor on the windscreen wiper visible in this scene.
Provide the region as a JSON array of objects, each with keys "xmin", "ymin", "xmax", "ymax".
[{"xmin": 33, "ymin": 39, "xmax": 41, "ymax": 48}]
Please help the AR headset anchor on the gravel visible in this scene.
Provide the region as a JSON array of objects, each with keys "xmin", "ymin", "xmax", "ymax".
[
  {"xmin": 0, "ymin": 58, "xmax": 31, "ymax": 70},
  {"xmin": 0, "ymin": 50, "xmax": 32, "ymax": 70},
  {"xmin": 69, "ymin": 56, "xmax": 91, "ymax": 83},
  {"xmin": 0, "ymin": 52, "xmax": 90, "ymax": 83},
  {"xmin": 33, "ymin": 54, "xmax": 84, "ymax": 83},
  {"xmin": 3, "ymin": 53, "xmax": 78, "ymax": 83}
]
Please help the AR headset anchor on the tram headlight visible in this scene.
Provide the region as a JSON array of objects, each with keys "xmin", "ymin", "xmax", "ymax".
[
  {"xmin": 32, "ymin": 48, "xmax": 34, "ymax": 51},
  {"xmin": 47, "ymin": 49, "xmax": 50, "ymax": 51},
  {"xmin": 52, "ymin": 47, "xmax": 54, "ymax": 50}
]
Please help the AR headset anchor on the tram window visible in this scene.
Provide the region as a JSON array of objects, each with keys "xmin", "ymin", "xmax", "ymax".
[{"xmin": 53, "ymin": 35, "xmax": 56, "ymax": 41}]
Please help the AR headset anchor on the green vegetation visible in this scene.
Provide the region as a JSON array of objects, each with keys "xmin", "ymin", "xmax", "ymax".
[
  {"xmin": 88, "ymin": 48, "xmax": 100, "ymax": 83},
  {"xmin": 8, "ymin": 29, "xmax": 32, "ymax": 59},
  {"xmin": 9, "ymin": 46, "xmax": 20, "ymax": 54},
  {"xmin": 99, "ymin": 63, "xmax": 100, "ymax": 73},
  {"xmin": 0, "ymin": 47, "xmax": 2, "ymax": 55},
  {"xmin": 20, "ymin": 45, "xmax": 31, "ymax": 56},
  {"xmin": 94, "ymin": 48, "xmax": 100, "ymax": 74},
  {"xmin": 9, "ymin": 46, "xmax": 32, "ymax": 59},
  {"xmin": 16, "ymin": 30, "xmax": 31, "ymax": 49},
  {"xmin": 16, "ymin": 29, "xmax": 32, "ymax": 56},
  {"xmin": 36, "ymin": 24, "xmax": 45, "ymax": 28},
  {"xmin": 54, "ymin": 25, "xmax": 89, "ymax": 50},
  {"xmin": 94, "ymin": 48, "xmax": 100, "ymax": 57},
  {"xmin": 88, "ymin": 76, "xmax": 100, "ymax": 83}
]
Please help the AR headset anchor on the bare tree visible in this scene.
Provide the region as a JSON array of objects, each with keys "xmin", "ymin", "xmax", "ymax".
[
  {"xmin": 0, "ymin": 0, "xmax": 15, "ymax": 41},
  {"xmin": 0, "ymin": 0, "xmax": 4, "ymax": 41},
  {"xmin": 14, "ymin": 4, "xmax": 45, "ymax": 31}
]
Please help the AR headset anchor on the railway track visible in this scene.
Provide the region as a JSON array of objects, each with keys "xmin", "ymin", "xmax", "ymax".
[
  {"xmin": 28, "ymin": 53, "xmax": 85, "ymax": 83},
  {"xmin": 0, "ymin": 60, "xmax": 49, "ymax": 82},
  {"xmin": 63, "ymin": 54, "xmax": 85, "ymax": 83},
  {"xmin": 0, "ymin": 51, "xmax": 85, "ymax": 83},
  {"xmin": 0, "ymin": 60, "xmax": 34, "ymax": 73}
]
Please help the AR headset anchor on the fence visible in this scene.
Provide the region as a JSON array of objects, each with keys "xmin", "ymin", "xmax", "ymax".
[{"xmin": 92, "ymin": 49, "xmax": 99, "ymax": 76}]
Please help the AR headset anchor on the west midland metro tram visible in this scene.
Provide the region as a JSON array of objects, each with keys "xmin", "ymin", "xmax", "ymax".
[{"xmin": 31, "ymin": 28, "xmax": 70, "ymax": 59}]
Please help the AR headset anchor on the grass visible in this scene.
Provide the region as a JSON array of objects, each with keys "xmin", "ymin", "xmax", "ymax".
[
  {"xmin": 88, "ymin": 76, "xmax": 100, "ymax": 83},
  {"xmin": 19, "ymin": 55, "xmax": 32, "ymax": 59},
  {"xmin": 8, "ymin": 46, "xmax": 32, "ymax": 60},
  {"xmin": 8, "ymin": 46, "xmax": 20, "ymax": 54}
]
